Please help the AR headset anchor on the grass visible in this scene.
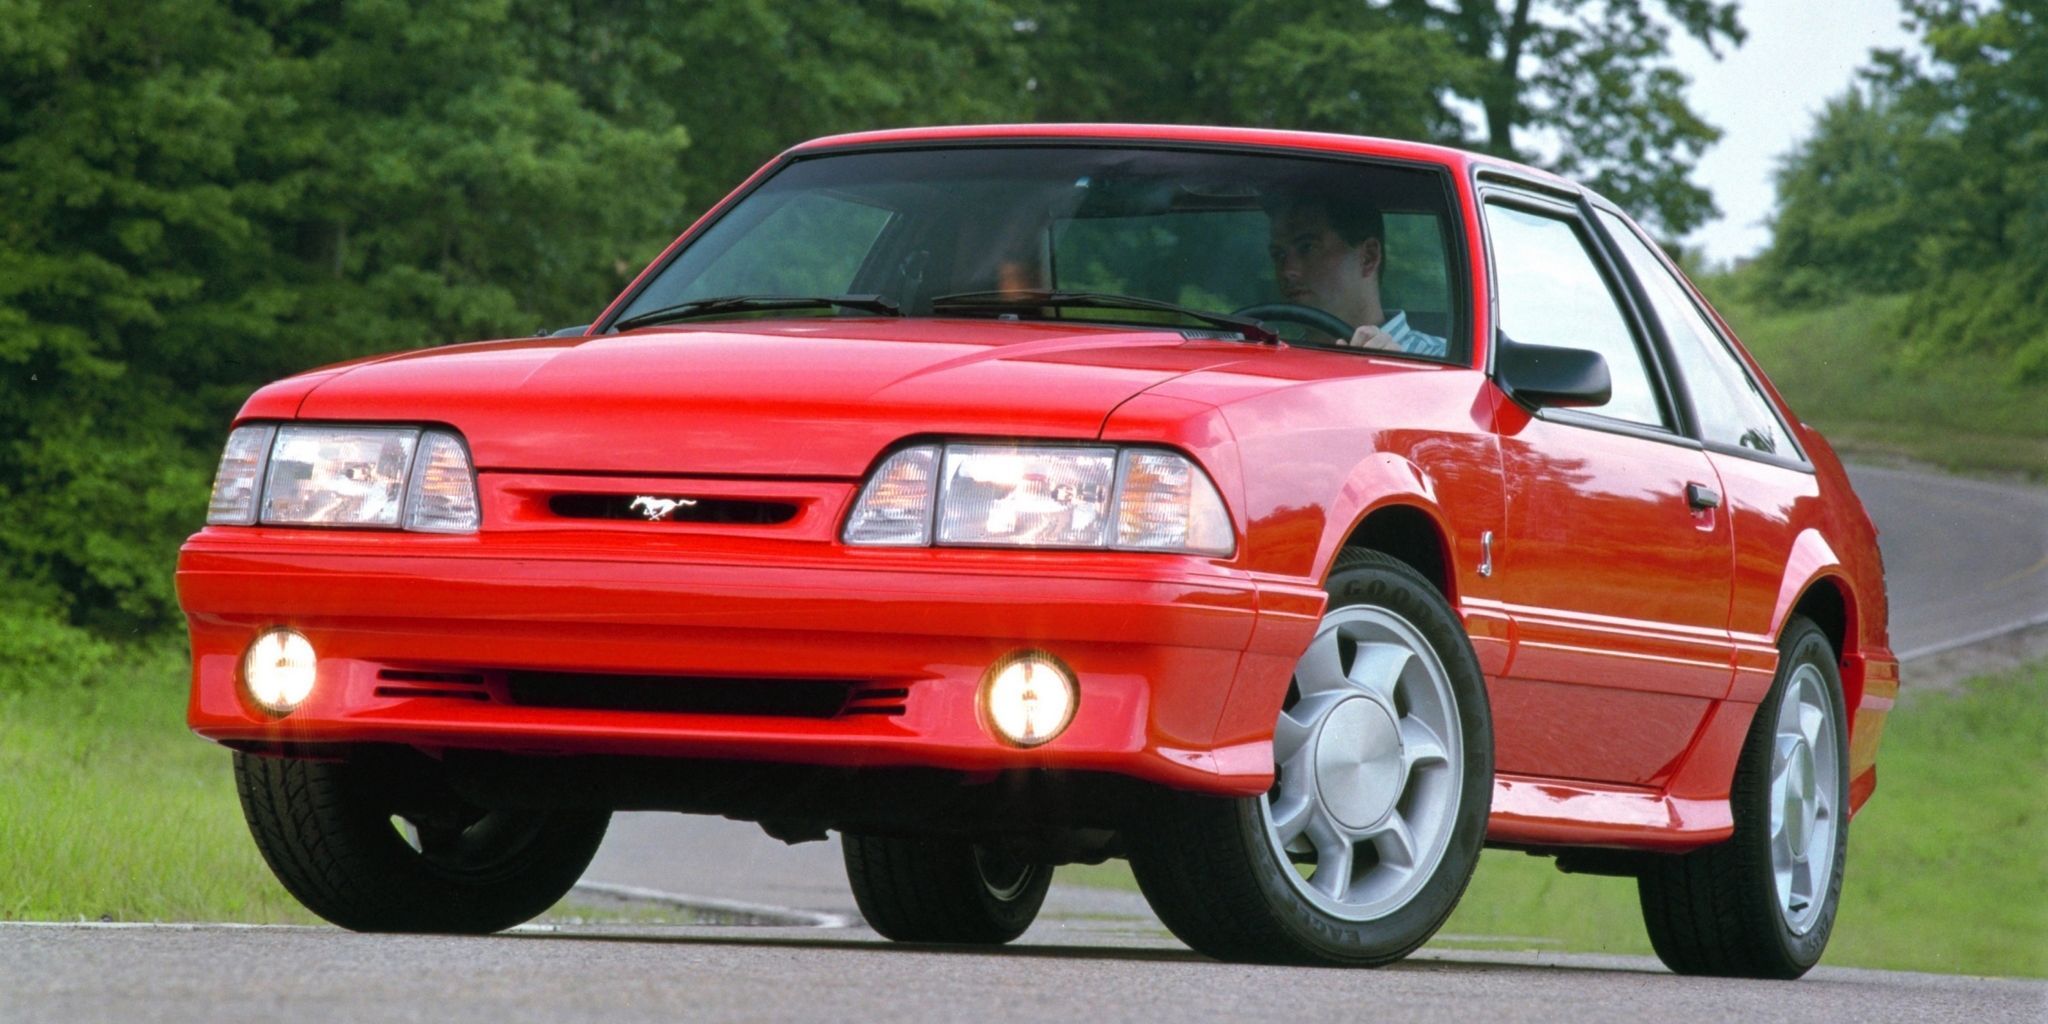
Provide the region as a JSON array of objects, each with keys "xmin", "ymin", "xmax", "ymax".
[
  {"xmin": 1699, "ymin": 286, "xmax": 2048, "ymax": 480},
  {"xmin": 0, "ymin": 646, "xmax": 316, "ymax": 924},
  {"xmin": 6, "ymin": 651, "xmax": 2043, "ymax": 976},
  {"xmin": 1063, "ymin": 661, "xmax": 2048, "ymax": 977}
]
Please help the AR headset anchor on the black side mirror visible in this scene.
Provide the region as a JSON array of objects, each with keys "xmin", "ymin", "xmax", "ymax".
[
  {"xmin": 1495, "ymin": 333, "xmax": 1612, "ymax": 410},
  {"xmin": 539, "ymin": 323, "xmax": 592, "ymax": 338}
]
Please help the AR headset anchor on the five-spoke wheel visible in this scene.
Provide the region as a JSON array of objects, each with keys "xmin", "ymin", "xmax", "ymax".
[
  {"xmin": 1638, "ymin": 615, "xmax": 1849, "ymax": 978},
  {"xmin": 1126, "ymin": 549, "xmax": 1492, "ymax": 965},
  {"xmin": 1263, "ymin": 605, "xmax": 1464, "ymax": 922}
]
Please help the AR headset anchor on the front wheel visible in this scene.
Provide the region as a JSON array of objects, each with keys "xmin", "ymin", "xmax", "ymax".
[
  {"xmin": 1126, "ymin": 549, "xmax": 1494, "ymax": 965},
  {"xmin": 842, "ymin": 834, "xmax": 1053, "ymax": 944},
  {"xmin": 1636, "ymin": 616, "xmax": 1849, "ymax": 978},
  {"xmin": 234, "ymin": 752, "xmax": 609, "ymax": 933}
]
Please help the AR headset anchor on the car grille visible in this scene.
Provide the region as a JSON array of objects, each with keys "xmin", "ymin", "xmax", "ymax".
[{"xmin": 547, "ymin": 493, "xmax": 800, "ymax": 525}]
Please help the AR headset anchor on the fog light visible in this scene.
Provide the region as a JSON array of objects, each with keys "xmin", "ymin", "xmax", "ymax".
[
  {"xmin": 242, "ymin": 629, "xmax": 317, "ymax": 715},
  {"xmin": 981, "ymin": 652, "xmax": 1077, "ymax": 748}
]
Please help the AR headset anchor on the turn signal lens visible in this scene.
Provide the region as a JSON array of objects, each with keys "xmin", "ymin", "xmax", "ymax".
[
  {"xmin": 843, "ymin": 445, "xmax": 938, "ymax": 545},
  {"xmin": 403, "ymin": 431, "xmax": 480, "ymax": 533},
  {"xmin": 1114, "ymin": 450, "xmax": 1234, "ymax": 555},
  {"xmin": 242, "ymin": 629, "xmax": 317, "ymax": 715},
  {"xmin": 981, "ymin": 653, "xmax": 1077, "ymax": 748},
  {"xmin": 206, "ymin": 425, "xmax": 276, "ymax": 525}
]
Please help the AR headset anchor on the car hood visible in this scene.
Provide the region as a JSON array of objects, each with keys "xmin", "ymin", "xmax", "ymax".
[{"xmin": 293, "ymin": 319, "xmax": 1258, "ymax": 476}]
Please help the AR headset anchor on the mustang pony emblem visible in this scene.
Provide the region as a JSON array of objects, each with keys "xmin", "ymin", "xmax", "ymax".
[{"xmin": 628, "ymin": 496, "xmax": 698, "ymax": 521}]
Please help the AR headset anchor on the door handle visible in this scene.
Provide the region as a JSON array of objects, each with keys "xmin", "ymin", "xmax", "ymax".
[{"xmin": 1686, "ymin": 482, "xmax": 1721, "ymax": 511}]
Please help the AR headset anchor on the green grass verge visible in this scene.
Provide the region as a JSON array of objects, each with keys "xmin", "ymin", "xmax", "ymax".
[
  {"xmin": 0, "ymin": 645, "xmax": 317, "ymax": 924},
  {"xmin": 1700, "ymin": 286, "xmax": 2048, "ymax": 480},
  {"xmin": 1070, "ymin": 662, "xmax": 2048, "ymax": 977}
]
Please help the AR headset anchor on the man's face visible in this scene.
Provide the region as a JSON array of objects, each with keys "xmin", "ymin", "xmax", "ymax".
[{"xmin": 1266, "ymin": 203, "xmax": 1374, "ymax": 315}]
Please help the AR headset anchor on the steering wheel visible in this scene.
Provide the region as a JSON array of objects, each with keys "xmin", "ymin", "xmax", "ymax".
[{"xmin": 1231, "ymin": 302, "xmax": 1354, "ymax": 343}]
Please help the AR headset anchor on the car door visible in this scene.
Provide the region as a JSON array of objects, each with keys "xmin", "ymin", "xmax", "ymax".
[
  {"xmin": 1482, "ymin": 189, "xmax": 1736, "ymax": 787},
  {"xmin": 1593, "ymin": 207, "xmax": 1823, "ymax": 706}
]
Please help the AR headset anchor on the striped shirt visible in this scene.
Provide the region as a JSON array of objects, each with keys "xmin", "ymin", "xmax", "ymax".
[{"xmin": 1381, "ymin": 310, "xmax": 1448, "ymax": 359}]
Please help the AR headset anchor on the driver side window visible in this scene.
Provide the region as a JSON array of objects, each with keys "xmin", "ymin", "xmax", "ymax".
[{"xmin": 1485, "ymin": 202, "xmax": 1668, "ymax": 429}]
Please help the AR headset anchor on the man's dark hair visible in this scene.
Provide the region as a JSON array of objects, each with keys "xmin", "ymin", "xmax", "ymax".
[{"xmin": 1263, "ymin": 186, "xmax": 1384, "ymax": 247}]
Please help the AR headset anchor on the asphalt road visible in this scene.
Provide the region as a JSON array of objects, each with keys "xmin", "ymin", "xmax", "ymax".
[
  {"xmin": 1843, "ymin": 463, "xmax": 2048, "ymax": 660},
  {"xmin": 5, "ymin": 923, "xmax": 2042, "ymax": 1024},
  {"xmin": 7, "ymin": 461, "xmax": 2045, "ymax": 1022}
]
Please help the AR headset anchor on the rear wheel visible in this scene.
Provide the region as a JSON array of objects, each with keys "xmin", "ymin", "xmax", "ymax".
[
  {"xmin": 1637, "ymin": 616, "xmax": 1849, "ymax": 978},
  {"xmin": 234, "ymin": 752, "xmax": 609, "ymax": 933},
  {"xmin": 841, "ymin": 833, "xmax": 1052, "ymax": 944},
  {"xmin": 1126, "ymin": 549, "xmax": 1493, "ymax": 965}
]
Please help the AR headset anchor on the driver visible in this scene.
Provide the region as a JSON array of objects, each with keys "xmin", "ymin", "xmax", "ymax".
[{"xmin": 1264, "ymin": 191, "xmax": 1447, "ymax": 357}]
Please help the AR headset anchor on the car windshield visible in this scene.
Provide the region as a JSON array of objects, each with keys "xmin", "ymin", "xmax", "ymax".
[{"xmin": 611, "ymin": 145, "xmax": 1460, "ymax": 354}]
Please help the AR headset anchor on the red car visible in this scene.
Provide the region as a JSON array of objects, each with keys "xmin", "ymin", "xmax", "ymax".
[{"xmin": 181, "ymin": 125, "xmax": 1896, "ymax": 977}]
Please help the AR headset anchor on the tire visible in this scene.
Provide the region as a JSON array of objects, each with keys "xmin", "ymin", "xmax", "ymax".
[
  {"xmin": 1637, "ymin": 616, "xmax": 1849, "ymax": 979},
  {"xmin": 1125, "ymin": 548, "xmax": 1493, "ymax": 965},
  {"xmin": 234, "ymin": 751, "xmax": 610, "ymax": 934},
  {"xmin": 842, "ymin": 833, "xmax": 1053, "ymax": 944}
]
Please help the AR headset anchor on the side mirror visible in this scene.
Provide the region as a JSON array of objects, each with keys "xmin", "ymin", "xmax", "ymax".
[
  {"xmin": 539, "ymin": 323, "xmax": 592, "ymax": 338},
  {"xmin": 1495, "ymin": 333, "xmax": 1612, "ymax": 410}
]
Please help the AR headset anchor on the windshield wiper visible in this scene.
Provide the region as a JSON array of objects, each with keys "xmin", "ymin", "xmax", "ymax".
[
  {"xmin": 929, "ymin": 290, "xmax": 1278, "ymax": 344},
  {"xmin": 611, "ymin": 294, "xmax": 901, "ymax": 332}
]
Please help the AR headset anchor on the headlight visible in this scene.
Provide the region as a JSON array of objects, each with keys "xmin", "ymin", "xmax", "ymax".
[
  {"xmin": 938, "ymin": 444, "xmax": 1118, "ymax": 548},
  {"xmin": 844, "ymin": 442, "xmax": 1234, "ymax": 556},
  {"xmin": 208, "ymin": 424, "xmax": 480, "ymax": 533}
]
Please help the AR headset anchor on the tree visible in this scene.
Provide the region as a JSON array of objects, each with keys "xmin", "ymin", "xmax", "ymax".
[
  {"xmin": 0, "ymin": 0, "xmax": 693, "ymax": 636},
  {"xmin": 1751, "ymin": 85, "xmax": 1933, "ymax": 305},
  {"xmin": 1755, "ymin": 0, "xmax": 2047, "ymax": 381},
  {"xmin": 1429, "ymin": 0, "xmax": 1742, "ymax": 234},
  {"xmin": 1017, "ymin": 0, "xmax": 1743, "ymax": 235}
]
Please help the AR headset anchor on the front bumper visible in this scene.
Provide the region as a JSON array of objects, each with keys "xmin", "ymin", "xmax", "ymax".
[{"xmin": 177, "ymin": 530, "xmax": 1322, "ymax": 796}]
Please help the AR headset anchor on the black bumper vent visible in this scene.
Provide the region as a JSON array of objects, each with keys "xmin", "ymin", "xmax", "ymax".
[{"xmin": 507, "ymin": 671, "xmax": 864, "ymax": 719}]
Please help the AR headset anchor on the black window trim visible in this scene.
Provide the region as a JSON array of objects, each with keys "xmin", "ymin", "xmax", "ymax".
[
  {"xmin": 1473, "ymin": 183, "xmax": 1697, "ymax": 450},
  {"xmin": 596, "ymin": 137, "xmax": 1476, "ymax": 370},
  {"xmin": 1584, "ymin": 198, "xmax": 1814, "ymax": 474}
]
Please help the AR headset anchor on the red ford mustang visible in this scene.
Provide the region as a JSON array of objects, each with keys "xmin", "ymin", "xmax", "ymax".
[{"xmin": 180, "ymin": 124, "xmax": 1897, "ymax": 977}]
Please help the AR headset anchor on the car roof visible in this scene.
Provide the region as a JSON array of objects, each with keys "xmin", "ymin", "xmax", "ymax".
[{"xmin": 789, "ymin": 123, "xmax": 1579, "ymax": 195}]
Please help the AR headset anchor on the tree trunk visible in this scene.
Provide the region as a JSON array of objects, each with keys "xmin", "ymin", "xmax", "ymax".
[{"xmin": 1486, "ymin": 0, "xmax": 1535, "ymax": 154}]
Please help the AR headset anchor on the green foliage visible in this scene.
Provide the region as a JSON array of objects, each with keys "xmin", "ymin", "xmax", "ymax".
[
  {"xmin": 1017, "ymin": 0, "xmax": 1741, "ymax": 235},
  {"xmin": 1699, "ymin": 280, "xmax": 2047, "ymax": 478},
  {"xmin": 0, "ymin": 0, "xmax": 694, "ymax": 636},
  {"xmin": 0, "ymin": 596, "xmax": 117, "ymax": 696},
  {"xmin": 1517, "ymin": 0, "xmax": 1739, "ymax": 236},
  {"xmin": 1753, "ymin": 0, "xmax": 2048, "ymax": 386}
]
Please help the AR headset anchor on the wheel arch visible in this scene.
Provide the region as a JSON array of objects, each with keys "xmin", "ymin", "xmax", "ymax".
[
  {"xmin": 1315, "ymin": 451, "xmax": 1460, "ymax": 605},
  {"xmin": 1756, "ymin": 527, "xmax": 1879, "ymax": 752},
  {"xmin": 1336, "ymin": 502, "xmax": 1456, "ymax": 603}
]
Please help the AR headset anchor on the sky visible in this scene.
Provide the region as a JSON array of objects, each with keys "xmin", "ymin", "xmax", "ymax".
[{"xmin": 1667, "ymin": 1, "xmax": 1918, "ymax": 264}]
